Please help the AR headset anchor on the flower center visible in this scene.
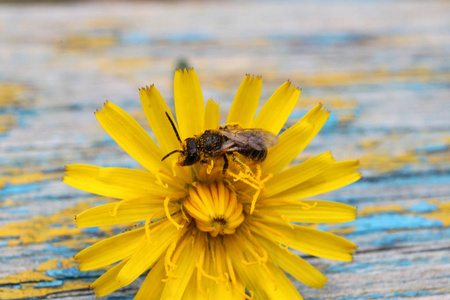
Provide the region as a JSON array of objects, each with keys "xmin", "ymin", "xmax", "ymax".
[{"xmin": 184, "ymin": 181, "xmax": 245, "ymax": 237}]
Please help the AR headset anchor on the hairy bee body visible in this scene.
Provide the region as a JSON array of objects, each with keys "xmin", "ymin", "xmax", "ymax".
[
  {"xmin": 162, "ymin": 112, "xmax": 278, "ymax": 173},
  {"xmin": 197, "ymin": 130, "xmax": 229, "ymax": 162}
]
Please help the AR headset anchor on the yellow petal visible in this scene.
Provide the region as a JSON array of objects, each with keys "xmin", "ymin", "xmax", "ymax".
[
  {"xmin": 224, "ymin": 241, "xmax": 271, "ymax": 299},
  {"xmin": 251, "ymin": 220, "xmax": 357, "ymax": 261},
  {"xmin": 257, "ymin": 237, "xmax": 327, "ymax": 288},
  {"xmin": 204, "ymin": 99, "xmax": 220, "ymax": 130},
  {"xmin": 265, "ymin": 261, "xmax": 304, "ymax": 300},
  {"xmin": 227, "ymin": 74, "xmax": 262, "ymax": 127},
  {"xmin": 115, "ymin": 217, "xmax": 180, "ymax": 288},
  {"xmin": 160, "ymin": 235, "xmax": 196, "ymax": 300},
  {"xmin": 262, "ymin": 104, "xmax": 329, "ymax": 174},
  {"xmin": 174, "ymin": 68, "xmax": 205, "ymax": 139},
  {"xmin": 206, "ymin": 271, "xmax": 245, "ymax": 300},
  {"xmin": 140, "ymin": 85, "xmax": 181, "ymax": 155},
  {"xmin": 75, "ymin": 197, "xmax": 170, "ymax": 227},
  {"xmin": 90, "ymin": 258, "xmax": 128, "ymax": 297},
  {"xmin": 63, "ymin": 164, "xmax": 169, "ymax": 200},
  {"xmin": 267, "ymin": 262, "xmax": 303, "ymax": 300},
  {"xmin": 181, "ymin": 241, "xmax": 246, "ymax": 300},
  {"xmin": 95, "ymin": 101, "xmax": 168, "ymax": 173},
  {"xmin": 227, "ymin": 241, "xmax": 302, "ymax": 300},
  {"xmin": 135, "ymin": 258, "xmax": 166, "ymax": 300},
  {"xmin": 257, "ymin": 200, "xmax": 356, "ymax": 223},
  {"xmin": 75, "ymin": 228, "xmax": 144, "ymax": 270},
  {"xmin": 262, "ymin": 152, "xmax": 335, "ymax": 198},
  {"xmin": 275, "ymin": 160, "xmax": 361, "ymax": 200},
  {"xmin": 252, "ymin": 81, "xmax": 301, "ymax": 135},
  {"xmin": 181, "ymin": 274, "xmax": 207, "ymax": 300}
]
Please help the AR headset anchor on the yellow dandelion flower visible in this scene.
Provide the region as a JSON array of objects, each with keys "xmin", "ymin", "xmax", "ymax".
[{"xmin": 64, "ymin": 68, "xmax": 360, "ymax": 299}]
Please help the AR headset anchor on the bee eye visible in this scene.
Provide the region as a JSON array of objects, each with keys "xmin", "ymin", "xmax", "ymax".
[{"xmin": 183, "ymin": 155, "xmax": 198, "ymax": 166}]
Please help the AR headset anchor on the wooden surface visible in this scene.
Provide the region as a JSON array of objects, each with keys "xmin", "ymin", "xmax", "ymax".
[{"xmin": 0, "ymin": 1, "xmax": 449, "ymax": 299}]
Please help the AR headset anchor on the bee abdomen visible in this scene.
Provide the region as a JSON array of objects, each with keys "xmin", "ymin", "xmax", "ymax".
[{"xmin": 238, "ymin": 148, "xmax": 267, "ymax": 162}]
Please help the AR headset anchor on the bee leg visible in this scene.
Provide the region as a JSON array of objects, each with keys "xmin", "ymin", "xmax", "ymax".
[{"xmin": 222, "ymin": 154, "xmax": 229, "ymax": 174}]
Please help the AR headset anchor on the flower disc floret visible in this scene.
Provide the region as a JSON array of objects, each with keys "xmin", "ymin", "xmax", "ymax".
[{"xmin": 184, "ymin": 181, "xmax": 244, "ymax": 237}]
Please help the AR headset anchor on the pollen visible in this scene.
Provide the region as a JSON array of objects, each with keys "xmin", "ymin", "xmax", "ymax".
[{"xmin": 184, "ymin": 181, "xmax": 245, "ymax": 237}]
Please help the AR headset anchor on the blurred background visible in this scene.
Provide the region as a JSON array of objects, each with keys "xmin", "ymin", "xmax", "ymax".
[{"xmin": 0, "ymin": 1, "xmax": 449, "ymax": 299}]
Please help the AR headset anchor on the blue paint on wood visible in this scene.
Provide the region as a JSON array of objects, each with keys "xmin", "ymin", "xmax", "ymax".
[
  {"xmin": 355, "ymin": 214, "xmax": 443, "ymax": 232},
  {"xmin": 370, "ymin": 231, "xmax": 444, "ymax": 247},
  {"xmin": 318, "ymin": 214, "xmax": 443, "ymax": 235},
  {"xmin": 0, "ymin": 183, "xmax": 41, "ymax": 196},
  {"xmin": 166, "ymin": 32, "xmax": 212, "ymax": 44},
  {"xmin": 267, "ymin": 31, "xmax": 367, "ymax": 46},
  {"xmin": 409, "ymin": 202, "xmax": 439, "ymax": 213},
  {"xmin": 46, "ymin": 268, "xmax": 103, "ymax": 279},
  {"xmin": 415, "ymin": 143, "xmax": 448, "ymax": 153},
  {"xmin": 43, "ymin": 246, "xmax": 75, "ymax": 257},
  {"xmin": 9, "ymin": 207, "xmax": 30, "ymax": 215},
  {"xmin": 351, "ymin": 173, "xmax": 450, "ymax": 189},
  {"xmin": 34, "ymin": 280, "xmax": 64, "ymax": 288},
  {"xmin": 119, "ymin": 31, "xmax": 212, "ymax": 45},
  {"xmin": 82, "ymin": 227, "xmax": 101, "ymax": 234},
  {"xmin": 49, "ymin": 224, "xmax": 62, "ymax": 228},
  {"xmin": 326, "ymin": 263, "xmax": 373, "ymax": 274},
  {"xmin": 120, "ymin": 32, "xmax": 152, "ymax": 45}
]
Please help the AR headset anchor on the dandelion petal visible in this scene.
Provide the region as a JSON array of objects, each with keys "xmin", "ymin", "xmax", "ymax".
[
  {"xmin": 95, "ymin": 101, "xmax": 168, "ymax": 173},
  {"xmin": 227, "ymin": 74, "xmax": 262, "ymax": 127},
  {"xmin": 252, "ymin": 81, "xmax": 301, "ymax": 135}
]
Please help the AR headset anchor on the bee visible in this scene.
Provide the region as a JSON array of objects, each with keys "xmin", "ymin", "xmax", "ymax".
[{"xmin": 161, "ymin": 112, "xmax": 278, "ymax": 173}]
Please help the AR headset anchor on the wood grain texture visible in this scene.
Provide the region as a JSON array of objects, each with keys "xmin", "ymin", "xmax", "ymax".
[{"xmin": 0, "ymin": 1, "xmax": 449, "ymax": 299}]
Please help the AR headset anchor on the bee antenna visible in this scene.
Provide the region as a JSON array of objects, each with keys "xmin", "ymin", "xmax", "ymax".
[
  {"xmin": 165, "ymin": 112, "xmax": 182, "ymax": 143},
  {"xmin": 161, "ymin": 150, "xmax": 181, "ymax": 161}
]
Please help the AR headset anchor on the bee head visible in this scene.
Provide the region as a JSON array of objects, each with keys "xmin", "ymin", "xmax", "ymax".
[
  {"xmin": 179, "ymin": 138, "xmax": 200, "ymax": 166},
  {"xmin": 161, "ymin": 111, "xmax": 200, "ymax": 166}
]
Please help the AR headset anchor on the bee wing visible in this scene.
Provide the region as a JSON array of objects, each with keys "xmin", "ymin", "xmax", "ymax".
[
  {"xmin": 219, "ymin": 129, "xmax": 279, "ymax": 151},
  {"xmin": 216, "ymin": 139, "xmax": 239, "ymax": 153}
]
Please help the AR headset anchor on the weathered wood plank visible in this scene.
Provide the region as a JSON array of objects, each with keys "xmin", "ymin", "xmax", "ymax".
[{"xmin": 0, "ymin": 1, "xmax": 449, "ymax": 299}]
